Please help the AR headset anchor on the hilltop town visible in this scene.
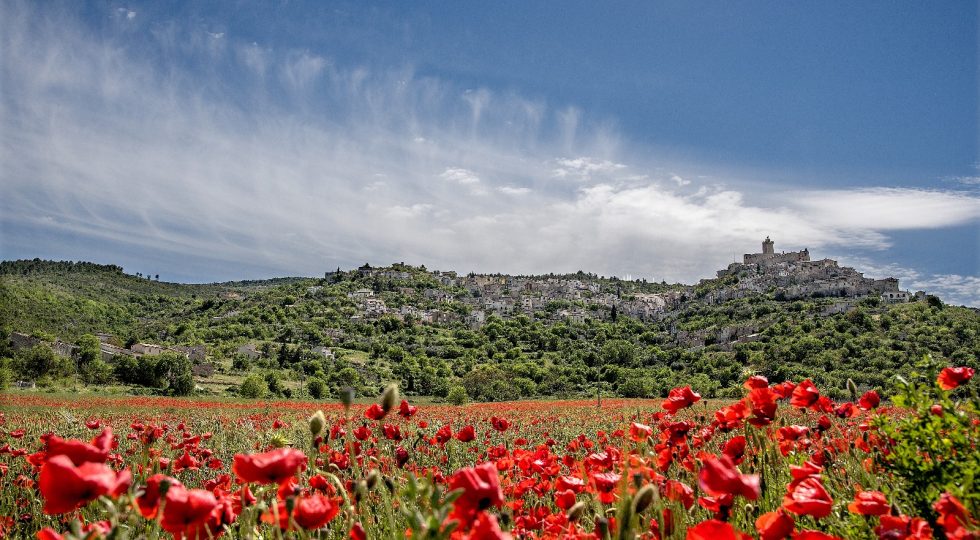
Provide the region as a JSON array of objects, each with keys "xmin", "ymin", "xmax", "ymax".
[
  {"xmin": 2, "ymin": 240, "xmax": 967, "ymax": 403},
  {"xmin": 336, "ymin": 237, "xmax": 917, "ymax": 328}
]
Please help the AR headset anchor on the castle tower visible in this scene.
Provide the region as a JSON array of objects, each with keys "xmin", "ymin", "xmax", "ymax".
[{"xmin": 762, "ymin": 236, "xmax": 774, "ymax": 255}]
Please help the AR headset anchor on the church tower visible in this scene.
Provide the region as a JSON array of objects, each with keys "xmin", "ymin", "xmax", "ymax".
[{"xmin": 762, "ymin": 236, "xmax": 774, "ymax": 255}]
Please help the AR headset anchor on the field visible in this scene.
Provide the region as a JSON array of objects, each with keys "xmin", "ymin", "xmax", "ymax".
[{"xmin": 0, "ymin": 365, "xmax": 977, "ymax": 539}]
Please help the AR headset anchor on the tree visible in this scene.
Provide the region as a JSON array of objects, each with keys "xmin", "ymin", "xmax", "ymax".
[
  {"xmin": 82, "ymin": 359, "xmax": 114, "ymax": 385},
  {"xmin": 15, "ymin": 345, "xmax": 57, "ymax": 380},
  {"xmin": 76, "ymin": 334, "xmax": 101, "ymax": 366},
  {"xmin": 240, "ymin": 375, "xmax": 268, "ymax": 399},
  {"xmin": 153, "ymin": 352, "xmax": 194, "ymax": 396},
  {"xmin": 307, "ymin": 377, "xmax": 328, "ymax": 399},
  {"xmin": 447, "ymin": 385, "xmax": 469, "ymax": 405}
]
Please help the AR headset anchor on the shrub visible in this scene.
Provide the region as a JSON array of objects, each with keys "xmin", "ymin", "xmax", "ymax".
[
  {"xmin": 239, "ymin": 374, "xmax": 268, "ymax": 399},
  {"xmin": 447, "ymin": 385, "xmax": 468, "ymax": 405},
  {"xmin": 307, "ymin": 377, "xmax": 328, "ymax": 399}
]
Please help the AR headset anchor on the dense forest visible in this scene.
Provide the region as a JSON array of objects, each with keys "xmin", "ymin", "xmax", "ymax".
[{"xmin": 1, "ymin": 258, "xmax": 977, "ymax": 402}]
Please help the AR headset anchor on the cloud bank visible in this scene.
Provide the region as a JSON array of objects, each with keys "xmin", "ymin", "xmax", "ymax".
[{"xmin": 1, "ymin": 3, "xmax": 978, "ymax": 305}]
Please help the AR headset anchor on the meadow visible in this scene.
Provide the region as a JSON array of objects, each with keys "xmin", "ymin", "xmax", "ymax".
[{"xmin": 0, "ymin": 362, "xmax": 976, "ymax": 539}]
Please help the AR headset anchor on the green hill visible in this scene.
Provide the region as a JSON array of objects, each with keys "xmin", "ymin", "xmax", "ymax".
[{"xmin": 1, "ymin": 258, "xmax": 977, "ymax": 402}]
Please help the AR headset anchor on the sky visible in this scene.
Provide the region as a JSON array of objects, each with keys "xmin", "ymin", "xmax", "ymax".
[{"xmin": 1, "ymin": 1, "xmax": 979, "ymax": 305}]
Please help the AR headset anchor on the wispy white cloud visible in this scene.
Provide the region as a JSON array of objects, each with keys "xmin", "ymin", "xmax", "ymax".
[
  {"xmin": 0, "ymin": 2, "xmax": 977, "ymax": 304},
  {"xmin": 440, "ymin": 168, "xmax": 481, "ymax": 185},
  {"xmin": 498, "ymin": 186, "xmax": 531, "ymax": 196}
]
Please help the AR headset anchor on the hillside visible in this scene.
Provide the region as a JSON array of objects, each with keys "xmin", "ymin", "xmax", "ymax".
[{"xmin": 1, "ymin": 258, "xmax": 978, "ymax": 402}]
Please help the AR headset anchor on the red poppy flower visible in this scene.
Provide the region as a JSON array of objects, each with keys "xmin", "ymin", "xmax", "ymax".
[
  {"xmin": 875, "ymin": 514, "xmax": 933, "ymax": 540},
  {"xmin": 398, "ymin": 400, "xmax": 418, "ymax": 418},
  {"xmin": 39, "ymin": 455, "xmax": 131, "ymax": 515},
  {"xmin": 469, "ymin": 513, "xmax": 513, "ymax": 540},
  {"xmin": 456, "ymin": 425, "xmax": 476, "ymax": 442},
  {"xmin": 792, "ymin": 531, "xmax": 843, "ymax": 540},
  {"xmin": 395, "ymin": 446, "xmax": 410, "ymax": 468},
  {"xmin": 382, "ymin": 424, "xmax": 402, "ymax": 441},
  {"xmin": 783, "ymin": 477, "xmax": 833, "ymax": 519},
  {"xmin": 556, "ymin": 475, "xmax": 587, "ymax": 494},
  {"xmin": 858, "ymin": 390, "xmax": 880, "ymax": 410},
  {"xmin": 555, "ymin": 489, "xmax": 576, "ymax": 510},
  {"xmin": 436, "ymin": 424, "xmax": 453, "ymax": 444},
  {"xmin": 663, "ymin": 386, "xmax": 701, "ymax": 414},
  {"xmin": 663, "ymin": 480, "xmax": 694, "ymax": 509},
  {"xmin": 591, "ymin": 472, "xmax": 622, "ymax": 504},
  {"xmin": 136, "ymin": 474, "xmax": 183, "ymax": 518},
  {"xmin": 748, "ymin": 387, "xmax": 779, "ymax": 426},
  {"xmin": 686, "ymin": 519, "xmax": 751, "ymax": 540},
  {"xmin": 174, "ymin": 449, "xmax": 200, "ymax": 472},
  {"xmin": 790, "ymin": 380, "xmax": 820, "ymax": 409},
  {"xmin": 232, "ymin": 448, "xmax": 307, "ymax": 485},
  {"xmin": 756, "ymin": 510, "xmax": 794, "ymax": 540},
  {"xmin": 448, "ymin": 462, "xmax": 505, "ymax": 527},
  {"xmin": 37, "ymin": 528, "xmax": 64, "ymax": 540},
  {"xmin": 937, "ymin": 367, "xmax": 975, "ymax": 391},
  {"xmin": 698, "ymin": 455, "xmax": 760, "ymax": 501},
  {"xmin": 264, "ymin": 494, "xmax": 339, "ymax": 530},
  {"xmin": 160, "ymin": 485, "xmax": 226, "ymax": 539},
  {"xmin": 364, "ymin": 403, "xmax": 386, "ymax": 420},
  {"xmin": 490, "ymin": 417, "xmax": 510, "ymax": 432},
  {"xmin": 744, "ymin": 375, "xmax": 769, "ymax": 389},
  {"xmin": 847, "ymin": 490, "xmax": 889, "ymax": 516},
  {"xmin": 350, "ymin": 522, "xmax": 367, "ymax": 540},
  {"xmin": 44, "ymin": 427, "xmax": 113, "ymax": 466},
  {"xmin": 722, "ymin": 436, "xmax": 747, "ymax": 464},
  {"xmin": 630, "ymin": 422, "xmax": 653, "ymax": 442},
  {"xmin": 933, "ymin": 492, "xmax": 975, "ymax": 537}
]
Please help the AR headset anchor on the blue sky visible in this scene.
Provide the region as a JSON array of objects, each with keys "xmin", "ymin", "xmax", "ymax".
[{"xmin": 1, "ymin": 1, "xmax": 979, "ymax": 304}]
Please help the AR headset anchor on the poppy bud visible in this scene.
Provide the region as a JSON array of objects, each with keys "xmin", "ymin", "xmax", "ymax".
[
  {"xmin": 595, "ymin": 516, "xmax": 610, "ymax": 538},
  {"xmin": 632, "ymin": 473, "xmax": 644, "ymax": 489},
  {"xmin": 309, "ymin": 410, "xmax": 326, "ymax": 437},
  {"xmin": 340, "ymin": 387, "xmax": 355, "ymax": 410},
  {"xmin": 354, "ymin": 480, "xmax": 367, "ymax": 503},
  {"xmin": 632, "ymin": 485, "xmax": 656, "ymax": 514},
  {"xmin": 383, "ymin": 476, "xmax": 396, "ymax": 493},
  {"xmin": 381, "ymin": 384, "xmax": 399, "ymax": 415},
  {"xmin": 366, "ymin": 469, "xmax": 380, "ymax": 491},
  {"xmin": 567, "ymin": 501, "xmax": 586, "ymax": 522},
  {"xmin": 847, "ymin": 378, "xmax": 858, "ymax": 402}
]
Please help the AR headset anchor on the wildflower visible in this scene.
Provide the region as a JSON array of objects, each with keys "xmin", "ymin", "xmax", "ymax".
[
  {"xmin": 783, "ymin": 477, "xmax": 834, "ymax": 519},
  {"xmin": 847, "ymin": 490, "xmax": 890, "ymax": 516},
  {"xmin": 136, "ymin": 474, "xmax": 182, "ymax": 518},
  {"xmin": 448, "ymin": 462, "xmax": 505, "ymax": 527},
  {"xmin": 39, "ymin": 455, "xmax": 131, "ymax": 515},
  {"xmin": 663, "ymin": 386, "xmax": 701, "ymax": 414},
  {"xmin": 398, "ymin": 400, "xmax": 418, "ymax": 418},
  {"xmin": 698, "ymin": 455, "xmax": 760, "ymax": 500},
  {"xmin": 232, "ymin": 448, "xmax": 307, "ymax": 485},
  {"xmin": 364, "ymin": 404, "xmax": 386, "ymax": 420},
  {"xmin": 686, "ymin": 519, "xmax": 751, "ymax": 539},
  {"xmin": 756, "ymin": 510, "xmax": 794, "ymax": 540},
  {"xmin": 937, "ymin": 367, "xmax": 975, "ymax": 391}
]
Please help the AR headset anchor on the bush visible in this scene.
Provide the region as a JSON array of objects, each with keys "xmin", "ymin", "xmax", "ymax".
[
  {"xmin": 82, "ymin": 359, "xmax": 114, "ymax": 385},
  {"xmin": 618, "ymin": 376, "xmax": 653, "ymax": 398},
  {"xmin": 307, "ymin": 377, "xmax": 328, "ymax": 399},
  {"xmin": 447, "ymin": 385, "xmax": 468, "ymax": 405},
  {"xmin": 239, "ymin": 375, "xmax": 268, "ymax": 399}
]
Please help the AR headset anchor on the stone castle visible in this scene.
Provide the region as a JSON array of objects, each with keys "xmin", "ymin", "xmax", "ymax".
[{"xmin": 712, "ymin": 237, "xmax": 913, "ymax": 303}]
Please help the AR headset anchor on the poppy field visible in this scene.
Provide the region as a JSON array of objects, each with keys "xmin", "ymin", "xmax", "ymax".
[{"xmin": 0, "ymin": 363, "xmax": 977, "ymax": 539}]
